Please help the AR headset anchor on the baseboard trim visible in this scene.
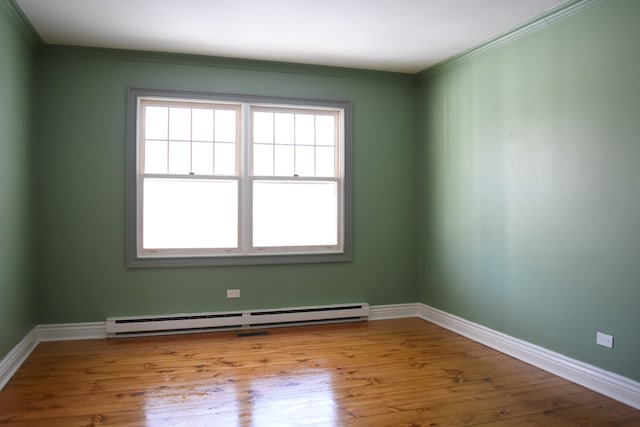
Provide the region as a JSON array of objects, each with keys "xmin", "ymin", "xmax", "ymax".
[
  {"xmin": 3, "ymin": 304, "xmax": 639, "ymax": 410},
  {"xmin": 369, "ymin": 303, "xmax": 418, "ymax": 320},
  {"xmin": 0, "ymin": 322, "xmax": 107, "ymax": 391},
  {"xmin": 0, "ymin": 328, "xmax": 39, "ymax": 390},
  {"xmin": 37, "ymin": 322, "xmax": 106, "ymax": 342},
  {"xmin": 417, "ymin": 303, "xmax": 640, "ymax": 410}
]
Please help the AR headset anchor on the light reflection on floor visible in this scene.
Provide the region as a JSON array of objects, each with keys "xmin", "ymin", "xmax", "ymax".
[{"xmin": 143, "ymin": 370, "xmax": 336, "ymax": 426}]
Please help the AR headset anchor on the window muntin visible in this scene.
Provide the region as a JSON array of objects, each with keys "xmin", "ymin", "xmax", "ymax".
[
  {"xmin": 128, "ymin": 89, "xmax": 351, "ymax": 267},
  {"xmin": 251, "ymin": 107, "xmax": 338, "ymax": 178},
  {"xmin": 141, "ymin": 101, "xmax": 240, "ymax": 177}
]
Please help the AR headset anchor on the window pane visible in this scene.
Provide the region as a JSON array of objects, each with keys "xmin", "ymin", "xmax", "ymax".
[
  {"xmin": 143, "ymin": 178, "xmax": 238, "ymax": 249},
  {"xmin": 253, "ymin": 112, "xmax": 273, "ymax": 144},
  {"xmin": 315, "ymin": 115, "xmax": 335, "ymax": 146},
  {"xmin": 144, "ymin": 140, "xmax": 167, "ymax": 174},
  {"xmin": 215, "ymin": 109, "xmax": 236, "ymax": 143},
  {"xmin": 253, "ymin": 144, "xmax": 273, "ymax": 176},
  {"xmin": 192, "ymin": 109, "xmax": 214, "ymax": 142},
  {"xmin": 192, "ymin": 142, "xmax": 213, "ymax": 175},
  {"xmin": 253, "ymin": 181, "xmax": 338, "ymax": 247},
  {"xmin": 316, "ymin": 146, "xmax": 335, "ymax": 177},
  {"xmin": 145, "ymin": 106, "xmax": 168, "ymax": 140},
  {"xmin": 295, "ymin": 114, "xmax": 314, "ymax": 145},
  {"xmin": 295, "ymin": 145, "xmax": 315, "ymax": 177},
  {"xmin": 274, "ymin": 113, "xmax": 294, "ymax": 145},
  {"xmin": 169, "ymin": 107, "xmax": 191, "ymax": 140},
  {"xmin": 214, "ymin": 142, "xmax": 236, "ymax": 176},
  {"xmin": 274, "ymin": 145, "xmax": 294, "ymax": 176},
  {"xmin": 168, "ymin": 140, "xmax": 191, "ymax": 174}
]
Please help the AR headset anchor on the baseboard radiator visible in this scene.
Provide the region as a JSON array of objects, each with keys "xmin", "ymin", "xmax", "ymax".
[{"xmin": 106, "ymin": 303, "xmax": 369, "ymax": 338}]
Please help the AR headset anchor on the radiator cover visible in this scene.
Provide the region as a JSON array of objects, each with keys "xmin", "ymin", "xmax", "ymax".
[{"xmin": 106, "ymin": 303, "xmax": 369, "ymax": 337}]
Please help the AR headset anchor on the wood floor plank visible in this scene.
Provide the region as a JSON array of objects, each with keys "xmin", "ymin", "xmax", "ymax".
[{"xmin": 0, "ymin": 318, "xmax": 637, "ymax": 426}]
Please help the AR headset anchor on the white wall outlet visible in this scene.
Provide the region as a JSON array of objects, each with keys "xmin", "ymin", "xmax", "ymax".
[
  {"xmin": 596, "ymin": 332, "xmax": 614, "ymax": 349},
  {"xmin": 226, "ymin": 289, "xmax": 240, "ymax": 298}
]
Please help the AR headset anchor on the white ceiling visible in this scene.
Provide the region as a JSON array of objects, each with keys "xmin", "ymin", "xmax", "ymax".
[{"xmin": 16, "ymin": 0, "xmax": 571, "ymax": 73}]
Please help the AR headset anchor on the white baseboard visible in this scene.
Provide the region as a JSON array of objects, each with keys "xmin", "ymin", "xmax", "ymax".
[
  {"xmin": 0, "ymin": 329, "xmax": 39, "ymax": 390},
  {"xmin": 369, "ymin": 303, "xmax": 418, "ymax": 320},
  {"xmin": 417, "ymin": 303, "xmax": 640, "ymax": 410},
  {"xmin": 37, "ymin": 322, "xmax": 106, "ymax": 342},
  {"xmin": 0, "ymin": 322, "xmax": 106, "ymax": 391},
  {"xmin": 2, "ymin": 304, "xmax": 639, "ymax": 410}
]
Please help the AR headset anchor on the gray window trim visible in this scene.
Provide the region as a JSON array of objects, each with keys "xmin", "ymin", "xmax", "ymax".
[{"xmin": 126, "ymin": 87, "xmax": 352, "ymax": 268}]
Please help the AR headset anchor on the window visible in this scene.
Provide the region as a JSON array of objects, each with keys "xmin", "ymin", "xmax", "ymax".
[{"xmin": 126, "ymin": 88, "xmax": 351, "ymax": 267}]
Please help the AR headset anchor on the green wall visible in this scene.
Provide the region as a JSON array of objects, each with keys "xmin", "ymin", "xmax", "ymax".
[
  {"xmin": 0, "ymin": 2, "xmax": 36, "ymax": 357},
  {"xmin": 4, "ymin": 0, "xmax": 639, "ymax": 388},
  {"xmin": 33, "ymin": 48, "xmax": 419, "ymax": 323},
  {"xmin": 418, "ymin": 0, "xmax": 640, "ymax": 381}
]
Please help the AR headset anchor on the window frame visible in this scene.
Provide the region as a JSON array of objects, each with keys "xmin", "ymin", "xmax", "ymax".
[{"xmin": 126, "ymin": 87, "xmax": 352, "ymax": 268}]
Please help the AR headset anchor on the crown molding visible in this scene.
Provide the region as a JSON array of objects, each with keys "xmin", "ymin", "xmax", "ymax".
[
  {"xmin": 422, "ymin": 0, "xmax": 607, "ymax": 76},
  {"xmin": 0, "ymin": 0, "xmax": 42, "ymax": 46},
  {"xmin": 42, "ymin": 44, "xmax": 417, "ymax": 83}
]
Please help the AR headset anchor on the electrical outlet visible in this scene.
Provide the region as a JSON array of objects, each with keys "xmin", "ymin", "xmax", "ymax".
[
  {"xmin": 596, "ymin": 332, "xmax": 614, "ymax": 349},
  {"xmin": 226, "ymin": 289, "xmax": 240, "ymax": 298}
]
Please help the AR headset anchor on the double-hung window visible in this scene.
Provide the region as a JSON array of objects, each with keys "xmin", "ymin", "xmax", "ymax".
[{"xmin": 126, "ymin": 88, "xmax": 351, "ymax": 267}]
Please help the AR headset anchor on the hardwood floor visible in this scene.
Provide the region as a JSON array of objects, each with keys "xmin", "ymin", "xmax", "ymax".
[{"xmin": 0, "ymin": 318, "xmax": 638, "ymax": 426}]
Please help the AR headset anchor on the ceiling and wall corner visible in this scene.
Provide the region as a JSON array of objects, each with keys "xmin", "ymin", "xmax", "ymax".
[{"xmin": 14, "ymin": 0, "xmax": 573, "ymax": 73}]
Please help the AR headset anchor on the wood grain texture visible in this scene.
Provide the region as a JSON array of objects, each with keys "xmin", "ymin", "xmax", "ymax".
[{"xmin": 0, "ymin": 318, "xmax": 638, "ymax": 426}]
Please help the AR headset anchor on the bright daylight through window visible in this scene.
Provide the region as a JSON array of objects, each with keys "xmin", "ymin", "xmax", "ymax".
[{"xmin": 126, "ymin": 89, "xmax": 351, "ymax": 267}]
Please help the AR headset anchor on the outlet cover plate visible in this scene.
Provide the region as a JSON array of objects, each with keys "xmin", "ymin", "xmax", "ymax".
[{"xmin": 596, "ymin": 332, "xmax": 614, "ymax": 348}]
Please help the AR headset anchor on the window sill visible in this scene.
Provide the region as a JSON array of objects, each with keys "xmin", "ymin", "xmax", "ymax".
[{"xmin": 126, "ymin": 251, "xmax": 352, "ymax": 268}]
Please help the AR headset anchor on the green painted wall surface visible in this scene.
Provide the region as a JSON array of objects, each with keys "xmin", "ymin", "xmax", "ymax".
[
  {"xmin": 0, "ymin": 3, "xmax": 36, "ymax": 358},
  {"xmin": 418, "ymin": 0, "xmax": 640, "ymax": 381},
  {"xmin": 34, "ymin": 48, "xmax": 419, "ymax": 323},
  {"xmin": 7, "ymin": 0, "xmax": 638, "ymax": 391}
]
